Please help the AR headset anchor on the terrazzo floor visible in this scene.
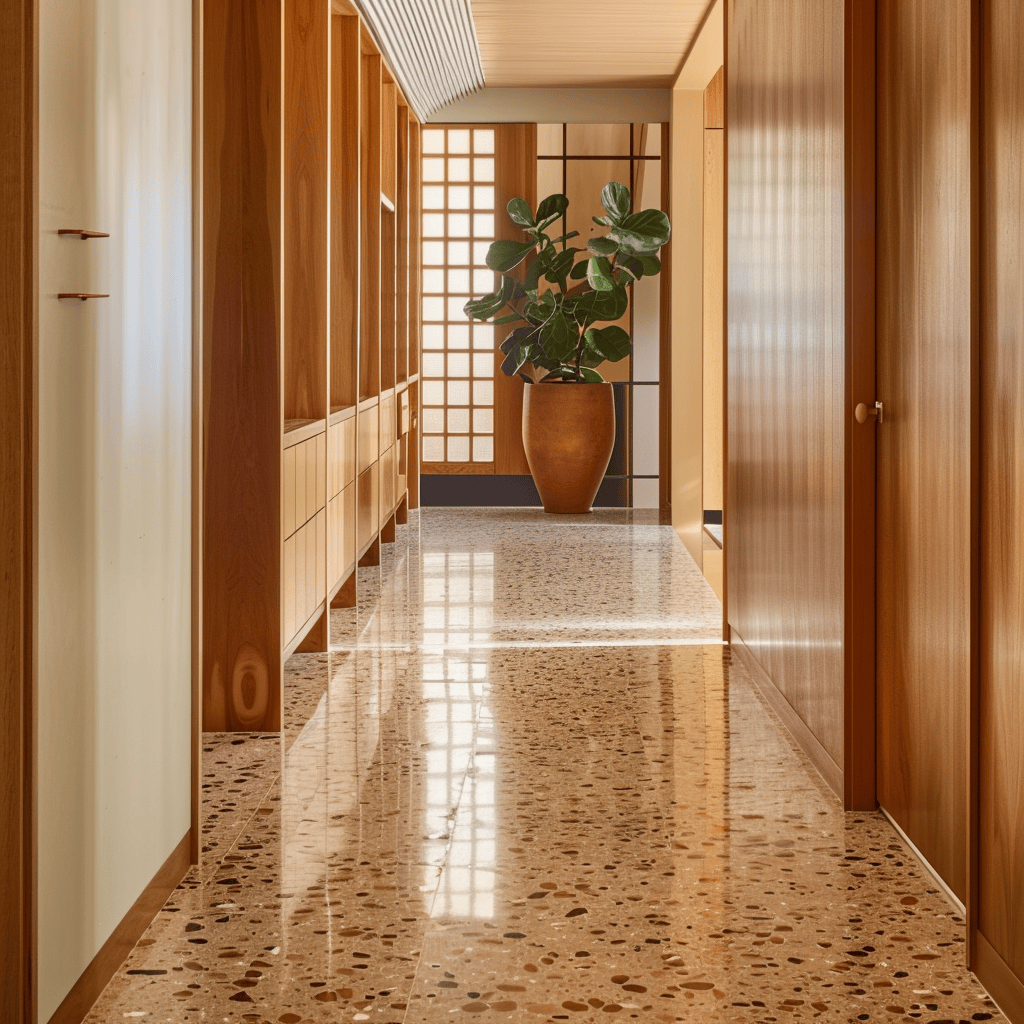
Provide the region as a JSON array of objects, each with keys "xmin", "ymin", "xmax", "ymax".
[{"xmin": 85, "ymin": 509, "xmax": 1003, "ymax": 1023}]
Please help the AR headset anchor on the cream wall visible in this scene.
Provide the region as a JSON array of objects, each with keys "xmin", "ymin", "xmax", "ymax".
[{"xmin": 37, "ymin": 1, "xmax": 193, "ymax": 1019}]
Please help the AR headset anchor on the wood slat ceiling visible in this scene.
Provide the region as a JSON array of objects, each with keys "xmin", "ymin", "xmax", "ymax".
[
  {"xmin": 348, "ymin": 0, "xmax": 485, "ymax": 121},
  {"xmin": 471, "ymin": 0, "xmax": 713, "ymax": 88}
]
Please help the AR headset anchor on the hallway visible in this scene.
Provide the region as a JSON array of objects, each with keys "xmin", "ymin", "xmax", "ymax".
[{"xmin": 87, "ymin": 512, "xmax": 1000, "ymax": 1023}]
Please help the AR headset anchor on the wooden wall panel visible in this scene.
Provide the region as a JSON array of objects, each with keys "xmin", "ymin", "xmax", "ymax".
[
  {"xmin": 0, "ymin": 0, "xmax": 35, "ymax": 1015},
  {"xmin": 704, "ymin": 65, "xmax": 725, "ymax": 129},
  {"xmin": 360, "ymin": 53, "xmax": 381, "ymax": 400},
  {"xmin": 493, "ymin": 123, "xmax": 536, "ymax": 477},
  {"xmin": 978, "ymin": 0, "xmax": 1024, "ymax": 1010},
  {"xmin": 284, "ymin": 0, "xmax": 328, "ymax": 422},
  {"xmin": 875, "ymin": 0, "xmax": 971, "ymax": 902},
  {"xmin": 330, "ymin": 14, "xmax": 360, "ymax": 412},
  {"xmin": 727, "ymin": 0, "xmax": 846, "ymax": 787},
  {"xmin": 701, "ymin": 125, "xmax": 724, "ymax": 513},
  {"xmin": 397, "ymin": 109, "xmax": 410, "ymax": 383},
  {"xmin": 203, "ymin": 0, "xmax": 282, "ymax": 733}
]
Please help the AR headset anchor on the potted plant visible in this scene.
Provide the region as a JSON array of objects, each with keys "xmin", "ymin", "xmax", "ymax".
[{"xmin": 464, "ymin": 182, "xmax": 671, "ymax": 513}]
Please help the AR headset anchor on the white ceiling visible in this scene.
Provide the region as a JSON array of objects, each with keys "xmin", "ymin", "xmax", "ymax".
[{"xmin": 470, "ymin": 0, "xmax": 715, "ymax": 89}]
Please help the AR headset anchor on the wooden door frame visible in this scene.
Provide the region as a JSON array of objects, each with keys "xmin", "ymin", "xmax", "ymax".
[
  {"xmin": 1, "ymin": 0, "xmax": 38, "ymax": 1020},
  {"xmin": 844, "ymin": 0, "xmax": 877, "ymax": 811}
]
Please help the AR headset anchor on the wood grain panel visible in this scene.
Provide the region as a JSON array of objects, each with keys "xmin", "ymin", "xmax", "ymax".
[
  {"xmin": 358, "ymin": 402, "xmax": 379, "ymax": 472},
  {"xmin": 203, "ymin": 0, "xmax": 282, "ymax": 733},
  {"xmin": 343, "ymin": 481, "xmax": 355, "ymax": 571},
  {"xmin": 978, "ymin": 0, "xmax": 1024, "ymax": 997},
  {"xmin": 876, "ymin": 0, "xmax": 971, "ymax": 900},
  {"xmin": 727, "ymin": 0, "xmax": 846, "ymax": 785},
  {"xmin": 342, "ymin": 415, "xmax": 356, "ymax": 487},
  {"xmin": 409, "ymin": 125, "xmax": 421, "ymax": 381},
  {"xmin": 284, "ymin": 0, "xmax": 328, "ymax": 422},
  {"xmin": 330, "ymin": 13, "xmax": 360, "ymax": 412},
  {"xmin": 380, "ymin": 206, "xmax": 397, "ymax": 390},
  {"xmin": 704, "ymin": 64, "xmax": 724, "ymax": 129},
  {"xmin": 283, "ymin": 444, "xmax": 296, "ymax": 536},
  {"xmin": 701, "ymin": 127, "xmax": 723, "ymax": 513},
  {"xmin": 381, "ymin": 79, "xmax": 397, "ymax": 202},
  {"xmin": 473, "ymin": 0, "xmax": 710, "ymax": 88},
  {"xmin": 397, "ymin": 108, "xmax": 410, "ymax": 383},
  {"xmin": 0, "ymin": 0, "xmax": 35, "ymax": 1013},
  {"xmin": 284, "ymin": 534, "xmax": 296, "ymax": 643},
  {"xmin": 493, "ymin": 123, "xmax": 536, "ymax": 477},
  {"xmin": 380, "ymin": 391, "xmax": 397, "ymax": 453},
  {"xmin": 360, "ymin": 53, "xmax": 381, "ymax": 401}
]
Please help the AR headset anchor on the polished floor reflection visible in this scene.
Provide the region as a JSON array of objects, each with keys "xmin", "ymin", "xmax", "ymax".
[{"xmin": 86, "ymin": 510, "xmax": 1003, "ymax": 1023}]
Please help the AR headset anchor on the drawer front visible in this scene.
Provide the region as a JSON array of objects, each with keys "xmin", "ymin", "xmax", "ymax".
[
  {"xmin": 400, "ymin": 389, "xmax": 410, "ymax": 436},
  {"xmin": 284, "ymin": 433, "xmax": 326, "ymax": 542},
  {"xmin": 328, "ymin": 417, "xmax": 356, "ymax": 499},
  {"xmin": 357, "ymin": 405, "xmax": 378, "ymax": 475},
  {"xmin": 380, "ymin": 446, "xmax": 396, "ymax": 520},
  {"xmin": 380, "ymin": 392, "xmax": 397, "ymax": 453}
]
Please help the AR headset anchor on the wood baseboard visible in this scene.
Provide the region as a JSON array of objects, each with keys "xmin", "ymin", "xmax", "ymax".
[
  {"xmin": 47, "ymin": 829, "xmax": 192, "ymax": 1024},
  {"xmin": 976, "ymin": 932, "xmax": 1024, "ymax": 1024},
  {"xmin": 730, "ymin": 625, "xmax": 844, "ymax": 801}
]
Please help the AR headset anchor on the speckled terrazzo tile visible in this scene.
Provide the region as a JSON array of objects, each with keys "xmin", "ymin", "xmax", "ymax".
[
  {"xmin": 283, "ymin": 651, "xmax": 332, "ymax": 751},
  {"xmin": 83, "ymin": 510, "xmax": 1007, "ymax": 1024},
  {"xmin": 200, "ymin": 733, "xmax": 282, "ymax": 871},
  {"xmin": 404, "ymin": 645, "xmax": 1001, "ymax": 1023}
]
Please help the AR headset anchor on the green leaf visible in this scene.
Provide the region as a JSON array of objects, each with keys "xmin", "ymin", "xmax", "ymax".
[
  {"xmin": 464, "ymin": 274, "xmax": 514, "ymax": 321},
  {"xmin": 544, "ymin": 248, "xmax": 580, "ymax": 286},
  {"xmin": 592, "ymin": 215, "xmax": 613, "ymax": 227},
  {"xmin": 569, "ymin": 260, "xmax": 589, "ymax": 281},
  {"xmin": 551, "ymin": 230, "xmax": 581, "ymax": 247},
  {"xmin": 587, "ymin": 256, "xmax": 616, "ymax": 292},
  {"xmin": 487, "ymin": 238, "xmax": 538, "ymax": 273},
  {"xmin": 536, "ymin": 193, "xmax": 569, "ymax": 223},
  {"xmin": 507, "ymin": 198, "xmax": 535, "ymax": 227},
  {"xmin": 587, "ymin": 236, "xmax": 619, "ymax": 257},
  {"xmin": 501, "ymin": 349, "xmax": 528, "ymax": 377},
  {"xmin": 585, "ymin": 324, "xmax": 631, "ymax": 362},
  {"xmin": 493, "ymin": 313, "xmax": 520, "ymax": 325},
  {"xmin": 537, "ymin": 312, "xmax": 578, "ymax": 362},
  {"xmin": 500, "ymin": 324, "xmax": 538, "ymax": 354},
  {"xmin": 638, "ymin": 253, "xmax": 662, "ymax": 275},
  {"xmin": 578, "ymin": 366, "xmax": 605, "ymax": 382},
  {"xmin": 601, "ymin": 181, "xmax": 632, "ymax": 222},
  {"xmin": 569, "ymin": 281, "xmax": 629, "ymax": 325},
  {"xmin": 610, "ymin": 208, "xmax": 671, "ymax": 252},
  {"xmin": 519, "ymin": 373, "xmax": 534, "ymax": 383},
  {"xmin": 619, "ymin": 254, "xmax": 645, "ymax": 281}
]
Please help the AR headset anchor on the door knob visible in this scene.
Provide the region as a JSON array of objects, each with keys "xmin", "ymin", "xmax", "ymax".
[{"xmin": 855, "ymin": 401, "xmax": 883, "ymax": 425}]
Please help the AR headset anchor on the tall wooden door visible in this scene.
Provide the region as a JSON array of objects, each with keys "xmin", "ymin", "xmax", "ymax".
[
  {"xmin": 976, "ymin": 0, "xmax": 1024, "ymax": 1013},
  {"xmin": 875, "ymin": 0, "xmax": 973, "ymax": 903}
]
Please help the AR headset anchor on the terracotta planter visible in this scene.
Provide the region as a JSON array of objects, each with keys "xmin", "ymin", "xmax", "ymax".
[{"xmin": 522, "ymin": 382, "xmax": 615, "ymax": 514}]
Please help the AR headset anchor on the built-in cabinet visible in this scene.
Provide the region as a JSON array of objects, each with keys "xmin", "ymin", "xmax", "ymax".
[{"xmin": 203, "ymin": 0, "xmax": 420, "ymax": 733}]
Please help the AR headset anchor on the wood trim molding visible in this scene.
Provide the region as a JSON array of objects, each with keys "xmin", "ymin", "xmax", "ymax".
[
  {"xmin": 731, "ymin": 626, "xmax": 844, "ymax": 800},
  {"xmin": 976, "ymin": 932, "xmax": 1024, "ymax": 1024},
  {"xmin": 0, "ymin": 0, "xmax": 38, "ymax": 1020},
  {"xmin": 190, "ymin": 0, "xmax": 203, "ymax": 867},
  {"xmin": 46, "ymin": 831, "xmax": 191, "ymax": 1024}
]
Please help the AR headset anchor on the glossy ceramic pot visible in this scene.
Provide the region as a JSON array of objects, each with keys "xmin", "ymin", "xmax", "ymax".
[{"xmin": 522, "ymin": 382, "xmax": 615, "ymax": 514}]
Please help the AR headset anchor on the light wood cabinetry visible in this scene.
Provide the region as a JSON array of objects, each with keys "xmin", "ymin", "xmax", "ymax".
[{"xmin": 203, "ymin": 0, "xmax": 420, "ymax": 732}]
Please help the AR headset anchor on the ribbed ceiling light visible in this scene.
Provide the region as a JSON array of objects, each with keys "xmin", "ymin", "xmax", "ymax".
[{"xmin": 351, "ymin": 0, "xmax": 486, "ymax": 122}]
